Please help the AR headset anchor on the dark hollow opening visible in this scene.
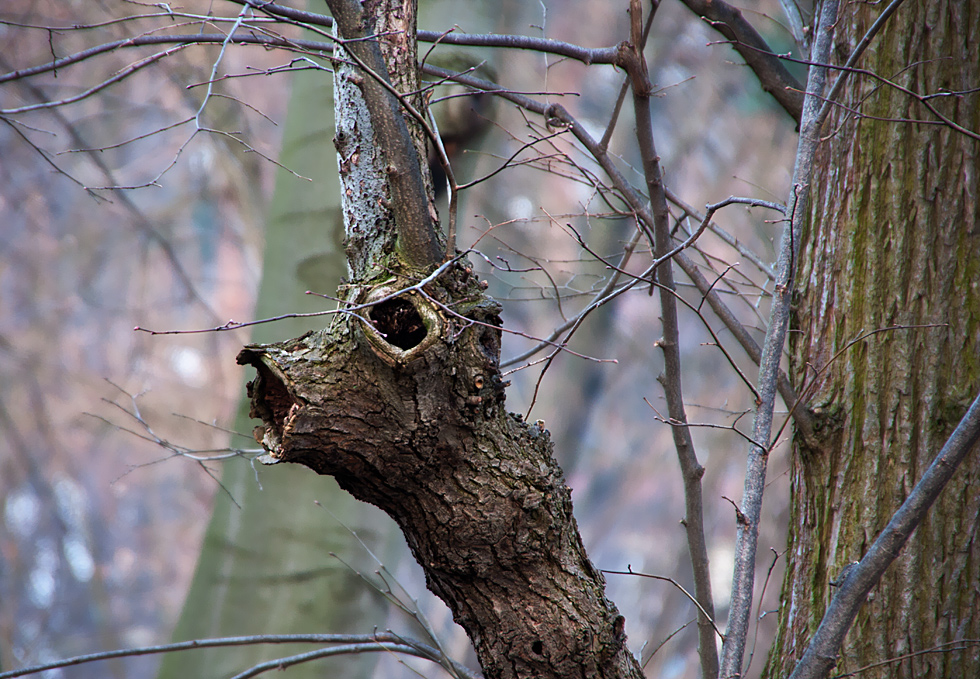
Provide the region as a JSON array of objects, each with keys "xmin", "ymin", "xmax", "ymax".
[{"xmin": 370, "ymin": 297, "xmax": 427, "ymax": 350}]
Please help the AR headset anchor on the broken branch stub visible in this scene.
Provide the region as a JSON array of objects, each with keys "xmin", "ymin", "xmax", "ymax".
[{"xmin": 237, "ymin": 2, "xmax": 645, "ymax": 677}]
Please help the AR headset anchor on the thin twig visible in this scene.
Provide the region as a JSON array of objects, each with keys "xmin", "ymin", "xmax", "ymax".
[
  {"xmin": 536, "ymin": 98, "xmax": 816, "ymax": 445},
  {"xmin": 602, "ymin": 568, "xmax": 724, "ymax": 641}
]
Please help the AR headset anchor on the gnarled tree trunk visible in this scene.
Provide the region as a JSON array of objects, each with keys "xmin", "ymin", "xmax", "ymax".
[
  {"xmin": 237, "ymin": 1, "xmax": 644, "ymax": 678},
  {"xmin": 765, "ymin": 1, "xmax": 980, "ymax": 677}
]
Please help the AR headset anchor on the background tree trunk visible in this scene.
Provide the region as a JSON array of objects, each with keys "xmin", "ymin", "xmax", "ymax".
[
  {"xmin": 157, "ymin": 52, "xmax": 398, "ymax": 679},
  {"xmin": 765, "ymin": 2, "xmax": 980, "ymax": 677}
]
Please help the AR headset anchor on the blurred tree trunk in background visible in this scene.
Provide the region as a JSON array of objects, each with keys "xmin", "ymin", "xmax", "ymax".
[
  {"xmin": 765, "ymin": 2, "xmax": 980, "ymax": 677},
  {"xmin": 156, "ymin": 57, "xmax": 397, "ymax": 679}
]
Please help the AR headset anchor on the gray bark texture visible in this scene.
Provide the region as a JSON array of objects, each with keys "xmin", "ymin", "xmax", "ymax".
[{"xmin": 765, "ymin": 1, "xmax": 980, "ymax": 677}]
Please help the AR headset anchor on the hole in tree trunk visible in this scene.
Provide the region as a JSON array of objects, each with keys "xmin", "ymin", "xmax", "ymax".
[{"xmin": 370, "ymin": 297, "xmax": 427, "ymax": 350}]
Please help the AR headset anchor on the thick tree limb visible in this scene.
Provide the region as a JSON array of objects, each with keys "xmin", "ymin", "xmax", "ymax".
[
  {"xmin": 678, "ymin": 0, "xmax": 805, "ymax": 123},
  {"xmin": 229, "ymin": 3, "xmax": 646, "ymax": 678},
  {"xmin": 327, "ymin": 0, "xmax": 442, "ymax": 273},
  {"xmin": 238, "ymin": 290, "xmax": 644, "ymax": 679}
]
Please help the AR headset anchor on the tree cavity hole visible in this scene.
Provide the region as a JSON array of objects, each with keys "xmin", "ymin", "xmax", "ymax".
[{"xmin": 371, "ymin": 297, "xmax": 427, "ymax": 350}]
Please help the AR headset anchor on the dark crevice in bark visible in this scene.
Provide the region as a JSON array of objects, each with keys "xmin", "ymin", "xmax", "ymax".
[{"xmin": 369, "ymin": 297, "xmax": 427, "ymax": 349}]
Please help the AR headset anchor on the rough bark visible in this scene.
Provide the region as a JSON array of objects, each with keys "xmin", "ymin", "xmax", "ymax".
[
  {"xmin": 238, "ymin": 284, "xmax": 639, "ymax": 679},
  {"xmin": 329, "ymin": 0, "xmax": 442, "ymax": 275},
  {"xmin": 235, "ymin": 2, "xmax": 645, "ymax": 678},
  {"xmin": 765, "ymin": 1, "xmax": 980, "ymax": 677}
]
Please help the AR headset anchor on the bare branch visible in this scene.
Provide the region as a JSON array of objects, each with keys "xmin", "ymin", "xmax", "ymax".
[
  {"xmin": 0, "ymin": 34, "xmax": 333, "ymax": 85},
  {"xmin": 673, "ymin": 249, "xmax": 816, "ymax": 445},
  {"xmin": 645, "ymin": 400, "xmax": 761, "ymax": 448},
  {"xmin": 665, "ymin": 187, "xmax": 776, "ymax": 280},
  {"xmin": 229, "ymin": 0, "xmax": 623, "ymax": 64},
  {"xmin": 602, "ymin": 568, "xmax": 724, "ymax": 641},
  {"xmin": 532, "ymin": 97, "xmax": 816, "ymax": 445},
  {"xmin": 815, "ymin": 0, "xmax": 907, "ymax": 127},
  {"xmin": 0, "ymin": 47, "xmax": 181, "ymax": 114},
  {"xmin": 720, "ymin": 1, "xmax": 840, "ymax": 676},
  {"xmin": 0, "ymin": 633, "xmax": 479, "ymax": 679},
  {"xmin": 678, "ymin": 0, "xmax": 805, "ymax": 122},
  {"xmin": 740, "ymin": 42, "xmax": 980, "ymax": 142},
  {"xmin": 618, "ymin": 3, "xmax": 718, "ymax": 675}
]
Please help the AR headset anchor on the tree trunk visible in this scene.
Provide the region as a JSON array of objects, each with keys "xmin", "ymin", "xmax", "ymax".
[
  {"xmin": 765, "ymin": 1, "xmax": 980, "ymax": 677},
  {"xmin": 236, "ymin": 1, "xmax": 644, "ymax": 678},
  {"xmin": 158, "ymin": 41, "xmax": 397, "ymax": 679}
]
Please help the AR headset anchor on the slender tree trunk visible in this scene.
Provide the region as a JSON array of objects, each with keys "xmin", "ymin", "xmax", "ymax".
[
  {"xmin": 158, "ymin": 46, "xmax": 396, "ymax": 679},
  {"xmin": 765, "ymin": 2, "xmax": 980, "ymax": 677}
]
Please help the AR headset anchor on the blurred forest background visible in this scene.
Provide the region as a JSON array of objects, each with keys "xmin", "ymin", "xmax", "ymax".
[{"xmin": 1, "ymin": 0, "xmax": 805, "ymax": 676}]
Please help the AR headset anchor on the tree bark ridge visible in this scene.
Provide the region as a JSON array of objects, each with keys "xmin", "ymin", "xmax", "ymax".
[{"xmin": 766, "ymin": 1, "xmax": 980, "ymax": 677}]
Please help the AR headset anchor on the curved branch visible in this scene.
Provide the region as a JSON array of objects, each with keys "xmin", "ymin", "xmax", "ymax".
[
  {"xmin": 0, "ymin": 33, "xmax": 334, "ymax": 85},
  {"xmin": 0, "ymin": 633, "xmax": 480, "ymax": 679},
  {"xmin": 416, "ymin": 30, "xmax": 620, "ymax": 65},
  {"xmin": 678, "ymin": 0, "xmax": 805, "ymax": 123}
]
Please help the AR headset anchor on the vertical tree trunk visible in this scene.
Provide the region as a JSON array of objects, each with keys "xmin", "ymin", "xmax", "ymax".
[
  {"xmin": 765, "ymin": 1, "xmax": 980, "ymax": 677},
  {"xmin": 158, "ymin": 50, "xmax": 397, "ymax": 679}
]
